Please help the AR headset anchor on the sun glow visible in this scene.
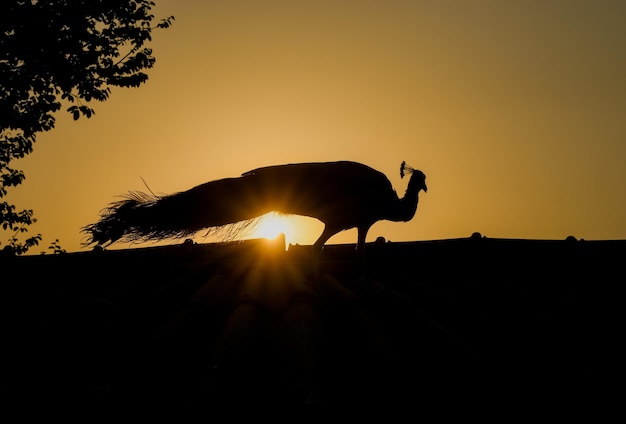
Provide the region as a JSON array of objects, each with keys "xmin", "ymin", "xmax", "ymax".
[{"xmin": 252, "ymin": 212, "xmax": 295, "ymax": 241}]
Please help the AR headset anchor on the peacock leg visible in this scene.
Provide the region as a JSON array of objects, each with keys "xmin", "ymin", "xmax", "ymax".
[
  {"xmin": 312, "ymin": 225, "xmax": 340, "ymax": 254},
  {"xmin": 356, "ymin": 225, "xmax": 371, "ymax": 256}
]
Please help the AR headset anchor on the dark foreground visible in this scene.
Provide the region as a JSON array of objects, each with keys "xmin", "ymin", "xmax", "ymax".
[{"xmin": 1, "ymin": 236, "xmax": 622, "ymax": 419}]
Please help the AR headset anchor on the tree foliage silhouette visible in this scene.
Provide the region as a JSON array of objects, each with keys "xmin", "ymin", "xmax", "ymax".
[{"xmin": 0, "ymin": 0, "xmax": 173, "ymax": 254}]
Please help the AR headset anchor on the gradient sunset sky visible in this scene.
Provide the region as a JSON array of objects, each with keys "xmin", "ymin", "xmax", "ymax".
[{"xmin": 6, "ymin": 0, "xmax": 626, "ymax": 253}]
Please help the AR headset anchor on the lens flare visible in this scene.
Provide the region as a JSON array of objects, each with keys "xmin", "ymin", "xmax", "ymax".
[{"xmin": 252, "ymin": 212, "xmax": 293, "ymax": 241}]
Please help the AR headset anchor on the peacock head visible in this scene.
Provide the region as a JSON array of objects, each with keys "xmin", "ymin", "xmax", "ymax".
[{"xmin": 400, "ymin": 161, "xmax": 427, "ymax": 193}]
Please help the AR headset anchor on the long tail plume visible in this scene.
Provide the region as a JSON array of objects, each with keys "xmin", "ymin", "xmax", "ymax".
[{"xmin": 81, "ymin": 175, "xmax": 271, "ymax": 247}]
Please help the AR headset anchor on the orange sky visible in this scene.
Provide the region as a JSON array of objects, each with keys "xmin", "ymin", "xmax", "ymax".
[{"xmin": 6, "ymin": 0, "xmax": 626, "ymax": 253}]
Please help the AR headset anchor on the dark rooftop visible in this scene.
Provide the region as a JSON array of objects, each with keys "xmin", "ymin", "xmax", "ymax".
[{"xmin": 2, "ymin": 235, "xmax": 622, "ymax": 419}]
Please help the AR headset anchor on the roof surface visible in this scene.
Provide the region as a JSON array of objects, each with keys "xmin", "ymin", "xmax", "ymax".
[{"xmin": 2, "ymin": 236, "xmax": 622, "ymax": 419}]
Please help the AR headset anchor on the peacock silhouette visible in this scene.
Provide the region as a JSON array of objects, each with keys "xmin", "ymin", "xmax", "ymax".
[{"xmin": 82, "ymin": 161, "xmax": 427, "ymax": 253}]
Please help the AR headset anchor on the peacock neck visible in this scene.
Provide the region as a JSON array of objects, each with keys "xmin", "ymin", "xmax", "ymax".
[{"xmin": 388, "ymin": 185, "xmax": 420, "ymax": 222}]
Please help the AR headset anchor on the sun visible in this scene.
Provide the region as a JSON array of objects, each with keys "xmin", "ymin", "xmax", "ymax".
[{"xmin": 252, "ymin": 212, "xmax": 294, "ymax": 241}]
